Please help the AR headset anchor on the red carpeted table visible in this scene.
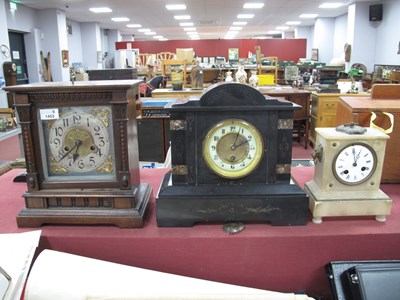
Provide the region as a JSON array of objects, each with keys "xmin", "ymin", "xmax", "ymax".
[{"xmin": 1, "ymin": 167, "xmax": 399, "ymax": 299}]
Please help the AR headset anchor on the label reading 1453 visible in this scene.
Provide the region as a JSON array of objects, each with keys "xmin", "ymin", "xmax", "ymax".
[{"xmin": 40, "ymin": 108, "xmax": 59, "ymax": 120}]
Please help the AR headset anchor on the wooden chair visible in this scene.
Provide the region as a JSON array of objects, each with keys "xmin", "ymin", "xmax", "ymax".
[
  {"xmin": 136, "ymin": 53, "xmax": 151, "ymax": 68},
  {"xmin": 162, "ymin": 59, "xmax": 187, "ymax": 88},
  {"xmin": 258, "ymin": 56, "xmax": 278, "ymax": 85},
  {"xmin": 157, "ymin": 52, "xmax": 175, "ymax": 62}
]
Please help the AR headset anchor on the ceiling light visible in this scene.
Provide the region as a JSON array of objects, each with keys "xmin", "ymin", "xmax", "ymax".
[
  {"xmin": 299, "ymin": 14, "xmax": 318, "ymax": 18},
  {"xmin": 319, "ymin": 3, "xmax": 343, "ymax": 9},
  {"xmin": 243, "ymin": 3, "xmax": 264, "ymax": 9},
  {"xmin": 286, "ymin": 21, "xmax": 301, "ymax": 25},
  {"xmin": 126, "ymin": 24, "xmax": 142, "ymax": 28},
  {"xmin": 111, "ymin": 17, "xmax": 129, "ymax": 22},
  {"xmin": 227, "ymin": 31, "xmax": 239, "ymax": 35},
  {"xmin": 159, "ymin": 38, "xmax": 169, "ymax": 41},
  {"xmin": 237, "ymin": 14, "xmax": 254, "ymax": 19},
  {"xmin": 174, "ymin": 15, "xmax": 191, "ymax": 20},
  {"xmin": 144, "ymin": 32, "xmax": 156, "ymax": 35},
  {"xmin": 179, "ymin": 22, "xmax": 194, "ymax": 26},
  {"xmin": 138, "ymin": 28, "xmax": 151, "ymax": 32},
  {"xmin": 184, "ymin": 27, "xmax": 196, "ymax": 31},
  {"xmin": 153, "ymin": 35, "xmax": 163, "ymax": 39},
  {"xmin": 233, "ymin": 21, "xmax": 247, "ymax": 25},
  {"xmin": 276, "ymin": 26, "xmax": 289, "ymax": 30},
  {"xmin": 187, "ymin": 31, "xmax": 198, "ymax": 35},
  {"xmin": 90, "ymin": 7, "xmax": 112, "ymax": 13},
  {"xmin": 166, "ymin": 4, "xmax": 186, "ymax": 10}
]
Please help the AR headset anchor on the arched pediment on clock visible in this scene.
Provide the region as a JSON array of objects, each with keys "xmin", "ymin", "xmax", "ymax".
[{"xmin": 200, "ymin": 82, "xmax": 267, "ymax": 106}]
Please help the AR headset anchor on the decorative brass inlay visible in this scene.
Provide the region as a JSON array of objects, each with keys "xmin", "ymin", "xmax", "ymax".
[
  {"xmin": 91, "ymin": 109, "xmax": 110, "ymax": 127},
  {"xmin": 277, "ymin": 119, "xmax": 293, "ymax": 129},
  {"xmin": 50, "ymin": 156, "xmax": 68, "ymax": 174},
  {"xmin": 170, "ymin": 120, "xmax": 186, "ymax": 130},
  {"xmin": 46, "ymin": 119, "xmax": 54, "ymax": 129},
  {"xmin": 97, "ymin": 155, "xmax": 113, "ymax": 173},
  {"xmin": 172, "ymin": 165, "xmax": 187, "ymax": 175},
  {"xmin": 276, "ymin": 164, "xmax": 291, "ymax": 174}
]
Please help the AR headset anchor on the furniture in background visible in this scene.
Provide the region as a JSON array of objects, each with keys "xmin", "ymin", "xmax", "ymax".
[
  {"xmin": 309, "ymin": 92, "xmax": 368, "ymax": 145},
  {"xmin": 161, "ymin": 59, "xmax": 188, "ymax": 88},
  {"xmin": 335, "ymin": 84, "xmax": 400, "ymax": 183},
  {"xmin": 390, "ymin": 71, "xmax": 400, "ymax": 83},
  {"xmin": 258, "ymin": 88, "xmax": 311, "ymax": 149},
  {"xmin": 87, "ymin": 68, "xmax": 138, "ymax": 80},
  {"xmin": 151, "ymin": 88, "xmax": 203, "ymax": 100},
  {"xmin": 258, "ymin": 56, "xmax": 278, "ymax": 85}
]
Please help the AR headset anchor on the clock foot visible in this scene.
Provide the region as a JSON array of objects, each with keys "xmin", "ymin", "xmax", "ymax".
[
  {"xmin": 375, "ymin": 215, "xmax": 387, "ymax": 222},
  {"xmin": 312, "ymin": 217, "xmax": 323, "ymax": 224}
]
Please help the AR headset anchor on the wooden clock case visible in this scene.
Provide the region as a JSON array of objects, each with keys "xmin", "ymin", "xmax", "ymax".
[
  {"xmin": 156, "ymin": 83, "xmax": 309, "ymax": 227},
  {"xmin": 4, "ymin": 80, "xmax": 151, "ymax": 228}
]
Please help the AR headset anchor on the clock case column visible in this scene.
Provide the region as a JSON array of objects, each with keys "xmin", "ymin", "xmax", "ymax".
[
  {"xmin": 7, "ymin": 81, "xmax": 151, "ymax": 228},
  {"xmin": 156, "ymin": 83, "xmax": 309, "ymax": 227}
]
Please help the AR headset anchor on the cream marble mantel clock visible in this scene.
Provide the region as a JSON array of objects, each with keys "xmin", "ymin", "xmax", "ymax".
[{"xmin": 304, "ymin": 124, "xmax": 392, "ymax": 224}]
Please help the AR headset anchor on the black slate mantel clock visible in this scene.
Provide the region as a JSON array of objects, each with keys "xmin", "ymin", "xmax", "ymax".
[
  {"xmin": 4, "ymin": 80, "xmax": 151, "ymax": 228},
  {"xmin": 156, "ymin": 83, "xmax": 309, "ymax": 227}
]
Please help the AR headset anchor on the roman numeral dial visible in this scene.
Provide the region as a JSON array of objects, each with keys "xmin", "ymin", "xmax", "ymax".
[{"xmin": 333, "ymin": 143, "xmax": 377, "ymax": 185}]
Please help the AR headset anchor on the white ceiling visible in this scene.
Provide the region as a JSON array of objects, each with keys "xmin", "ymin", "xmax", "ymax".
[{"xmin": 14, "ymin": 0, "xmax": 375, "ymax": 40}]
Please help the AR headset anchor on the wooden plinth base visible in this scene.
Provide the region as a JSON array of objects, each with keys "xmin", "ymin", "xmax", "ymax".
[{"xmin": 16, "ymin": 183, "xmax": 152, "ymax": 228}]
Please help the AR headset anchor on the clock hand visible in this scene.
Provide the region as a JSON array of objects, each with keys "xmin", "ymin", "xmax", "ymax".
[
  {"xmin": 72, "ymin": 139, "xmax": 83, "ymax": 162},
  {"xmin": 233, "ymin": 139, "xmax": 249, "ymax": 148},
  {"xmin": 232, "ymin": 127, "xmax": 241, "ymax": 147},
  {"xmin": 353, "ymin": 148, "xmax": 362, "ymax": 166},
  {"xmin": 58, "ymin": 139, "xmax": 81, "ymax": 162}
]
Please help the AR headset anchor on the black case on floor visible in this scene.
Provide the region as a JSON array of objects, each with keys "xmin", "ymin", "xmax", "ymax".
[{"xmin": 325, "ymin": 260, "xmax": 400, "ymax": 300}]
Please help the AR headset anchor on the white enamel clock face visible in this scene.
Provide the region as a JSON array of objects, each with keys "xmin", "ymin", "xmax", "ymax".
[
  {"xmin": 203, "ymin": 119, "xmax": 264, "ymax": 179},
  {"xmin": 333, "ymin": 143, "xmax": 377, "ymax": 185},
  {"xmin": 40, "ymin": 106, "xmax": 116, "ymax": 180}
]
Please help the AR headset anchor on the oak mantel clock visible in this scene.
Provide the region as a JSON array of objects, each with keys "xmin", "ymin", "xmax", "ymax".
[
  {"xmin": 156, "ymin": 82, "xmax": 309, "ymax": 227},
  {"xmin": 4, "ymin": 80, "xmax": 151, "ymax": 228},
  {"xmin": 304, "ymin": 124, "xmax": 391, "ymax": 224}
]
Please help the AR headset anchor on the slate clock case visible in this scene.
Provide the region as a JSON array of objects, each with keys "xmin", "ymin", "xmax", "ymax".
[
  {"xmin": 4, "ymin": 80, "xmax": 151, "ymax": 228},
  {"xmin": 156, "ymin": 83, "xmax": 309, "ymax": 227}
]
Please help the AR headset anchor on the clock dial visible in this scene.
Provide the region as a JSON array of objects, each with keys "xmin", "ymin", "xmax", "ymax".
[
  {"xmin": 203, "ymin": 119, "xmax": 264, "ymax": 179},
  {"xmin": 40, "ymin": 106, "xmax": 116, "ymax": 180},
  {"xmin": 333, "ymin": 143, "xmax": 377, "ymax": 185},
  {"xmin": 49, "ymin": 111, "xmax": 110, "ymax": 172}
]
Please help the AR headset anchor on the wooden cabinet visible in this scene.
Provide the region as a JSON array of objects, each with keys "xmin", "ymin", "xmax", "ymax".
[{"xmin": 309, "ymin": 92, "xmax": 367, "ymax": 145}]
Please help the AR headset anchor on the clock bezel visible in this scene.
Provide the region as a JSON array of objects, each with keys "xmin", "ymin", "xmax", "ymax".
[
  {"xmin": 332, "ymin": 142, "xmax": 378, "ymax": 186},
  {"xmin": 202, "ymin": 118, "xmax": 264, "ymax": 179},
  {"xmin": 39, "ymin": 105, "xmax": 117, "ymax": 183}
]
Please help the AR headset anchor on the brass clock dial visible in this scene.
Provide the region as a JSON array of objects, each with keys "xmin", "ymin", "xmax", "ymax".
[
  {"xmin": 202, "ymin": 119, "xmax": 264, "ymax": 179},
  {"xmin": 333, "ymin": 143, "xmax": 377, "ymax": 185},
  {"xmin": 40, "ymin": 106, "xmax": 116, "ymax": 181}
]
